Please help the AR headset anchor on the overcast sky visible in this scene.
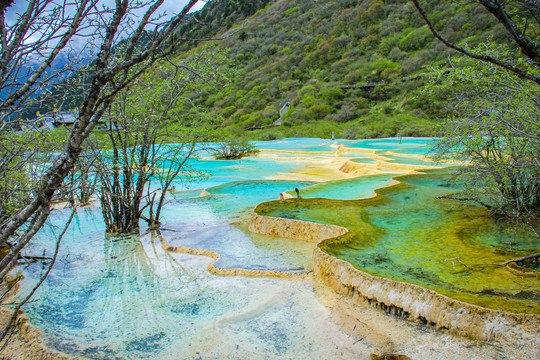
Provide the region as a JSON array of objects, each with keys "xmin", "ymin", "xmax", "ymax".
[
  {"xmin": 5, "ymin": 0, "xmax": 206, "ymax": 25},
  {"xmin": 5, "ymin": 0, "xmax": 207, "ymax": 53}
]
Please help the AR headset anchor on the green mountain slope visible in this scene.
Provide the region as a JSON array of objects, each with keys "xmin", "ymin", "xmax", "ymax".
[
  {"xmin": 177, "ymin": 0, "xmax": 511, "ymax": 139},
  {"xmin": 36, "ymin": 0, "xmax": 511, "ymax": 140}
]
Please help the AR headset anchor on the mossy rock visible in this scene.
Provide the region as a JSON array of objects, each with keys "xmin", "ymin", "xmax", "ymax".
[{"xmin": 370, "ymin": 354, "xmax": 411, "ymax": 360}]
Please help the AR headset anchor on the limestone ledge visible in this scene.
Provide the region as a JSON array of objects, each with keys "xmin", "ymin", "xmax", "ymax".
[
  {"xmin": 313, "ymin": 246, "xmax": 540, "ymax": 344},
  {"xmin": 336, "ymin": 145, "xmax": 377, "ymax": 155},
  {"xmin": 161, "ymin": 238, "xmax": 310, "ymax": 281},
  {"xmin": 338, "ymin": 160, "xmax": 379, "ymax": 177},
  {"xmin": 248, "ymin": 212, "xmax": 348, "ymax": 243},
  {"xmin": 199, "ymin": 189, "xmax": 211, "ymax": 197},
  {"xmin": 375, "ymin": 160, "xmax": 433, "ymax": 172},
  {"xmin": 248, "ymin": 212, "xmax": 540, "ymax": 344},
  {"xmin": 339, "ymin": 159, "xmax": 434, "ymax": 176}
]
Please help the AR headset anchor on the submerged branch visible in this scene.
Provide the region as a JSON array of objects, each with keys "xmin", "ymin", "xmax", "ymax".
[
  {"xmin": 444, "ymin": 257, "xmax": 469, "ymax": 268},
  {"xmin": 435, "ymin": 194, "xmax": 493, "ymax": 210},
  {"xmin": 0, "ymin": 209, "xmax": 76, "ymax": 345},
  {"xmin": 15, "ymin": 255, "xmax": 53, "ymax": 265},
  {"xmin": 500, "ymin": 252, "xmax": 540, "ymax": 266}
]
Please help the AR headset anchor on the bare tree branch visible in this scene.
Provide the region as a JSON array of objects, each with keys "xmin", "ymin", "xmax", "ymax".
[
  {"xmin": 500, "ymin": 252, "xmax": 540, "ymax": 265},
  {"xmin": 410, "ymin": 0, "xmax": 540, "ymax": 85},
  {"xmin": 0, "ymin": 0, "xmax": 201, "ymax": 248},
  {"xmin": 0, "ymin": 208, "xmax": 76, "ymax": 345}
]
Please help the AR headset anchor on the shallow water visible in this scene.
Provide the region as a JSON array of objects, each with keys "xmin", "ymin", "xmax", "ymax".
[
  {"xmin": 16, "ymin": 176, "xmax": 340, "ymax": 359},
  {"xmin": 15, "ymin": 138, "xmax": 539, "ymax": 359},
  {"xmin": 290, "ymin": 174, "xmax": 396, "ymax": 200},
  {"xmin": 253, "ymin": 138, "xmax": 340, "ymax": 152},
  {"xmin": 22, "ymin": 222, "xmax": 358, "ymax": 359},
  {"xmin": 256, "ymin": 171, "xmax": 540, "ymax": 314},
  {"xmin": 384, "ymin": 154, "xmax": 439, "ymax": 167},
  {"xmin": 163, "ymin": 180, "xmax": 317, "ymax": 271},
  {"xmin": 19, "ymin": 182, "xmax": 322, "ymax": 359},
  {"xmin": 344, "ymin": 137, "xmax": 436, "ymax": 151},
  {"xmin": 166, "ymin": 156, "xmax": 309, "ymax": 191}
]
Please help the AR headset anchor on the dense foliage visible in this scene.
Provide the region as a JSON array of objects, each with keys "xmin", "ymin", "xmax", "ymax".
[
  {"xmin": 174, "ymin": 0, "xmax": 272, "ymax": 45},
  {"xmin": 213, "ymin": 139, "xmax": 259, "ymax": 159},
  {"xmin": 175, "ymin": 0, "xmax": 514, "ymax": 140},
  {"xmin": 32, "ymin": 0, "xmax": 517, "ymax": 141},
  {"xmin": 429, "ymin": 48, "xmax": 540, "ymax": 218},
  {"xmin": 0, "ymin": 130, "xmax": 68, "ymax": 223}
]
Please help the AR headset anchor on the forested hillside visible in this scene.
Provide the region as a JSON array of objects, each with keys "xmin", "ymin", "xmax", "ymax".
[
  {"xmin": 34, "ymin": 0, "xmax": 515, "ymax": 140},
  {"xmin": 174, "ymin": 0, "xmax": 512, "ymax": 139}
]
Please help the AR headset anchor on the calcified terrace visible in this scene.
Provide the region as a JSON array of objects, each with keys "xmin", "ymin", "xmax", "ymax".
[
  {"xmin": 250, "ymin": 172, "xmax": 540, "ymax": 343},
  {"xmin": 12, "ymin": 138, "xmax": 540, "ymax": 359}
]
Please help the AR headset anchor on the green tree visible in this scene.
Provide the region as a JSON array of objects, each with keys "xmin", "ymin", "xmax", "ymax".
[
  {"xmin": 431, "ymin": 47, "xmax": 540, "ymax": 217},
  {"xmin": 413, "ymin": 0, "xmax": 540, "ymax": 217},
  {"xmin": 94, "ymin": 52, "xmax": 223, "ymax": 233},
  {"xmin": 0, "ymin": 0, "xmax": 202, "ymax": 344},
  {"xmin": 414, "ymin": 0, "xmax": 540, "ymax": 264},
  {"xmin": 213, "ymin": 138, "xmax": 259, "ymax": 159}
]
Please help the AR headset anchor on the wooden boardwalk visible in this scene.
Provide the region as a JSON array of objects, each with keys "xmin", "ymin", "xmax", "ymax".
[{"xmin": 338, "ymin": 81, "xmax": 386, "ymax": 89}]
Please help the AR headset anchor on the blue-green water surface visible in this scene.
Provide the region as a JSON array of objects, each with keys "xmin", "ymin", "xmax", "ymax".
[
  {"xmin": 255, "ymin": 171, "xmax": 540, "ymax": 314},
  {"xmin": 16, "ymin": 138, "xmax": 536, "ymax": 359}
]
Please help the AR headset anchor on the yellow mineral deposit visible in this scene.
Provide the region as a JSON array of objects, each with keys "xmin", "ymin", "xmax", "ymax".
[
  {"xmin": 248, "ymin": 210, "xmax": 540, "ymax": 344},
  {"xmin": 199, "ymin": 189, "xmax": 211, "ymax": 197},
  {"xmin": 9, "ymin": 139, "xmax": 539, "ymax": 359},
  {"xmin": 259, "ymin": 146, "xmax": 436, "ymax": 182}
]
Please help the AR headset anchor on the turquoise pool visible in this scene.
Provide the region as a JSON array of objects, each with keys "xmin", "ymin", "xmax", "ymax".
[{"xmin": 16, "ymin": 138, "xmax": 534, "ymax": 359}]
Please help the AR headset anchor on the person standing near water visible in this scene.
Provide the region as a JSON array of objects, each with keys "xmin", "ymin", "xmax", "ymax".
[{"xmin": 295, "ymin": 187, "xmax": 302, "ymax": 199}]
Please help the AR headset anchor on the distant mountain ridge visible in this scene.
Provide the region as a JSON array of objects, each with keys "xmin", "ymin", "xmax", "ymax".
[
  {"xmin": 13, "ymin": 0, "xmax": 271, "ymax": 121},
  {"xmin": 1, "ymin": 51, "xmax": 92, "ymax": 120}
]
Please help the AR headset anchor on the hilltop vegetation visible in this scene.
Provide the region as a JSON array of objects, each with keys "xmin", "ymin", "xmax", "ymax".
[
  {"xmin": 171, "ymin": 0, "xmax": 512, "ymax": 140},
  {"xmin": 33, "ymin": 0, "xmax": 516, "ymax": 141}
]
